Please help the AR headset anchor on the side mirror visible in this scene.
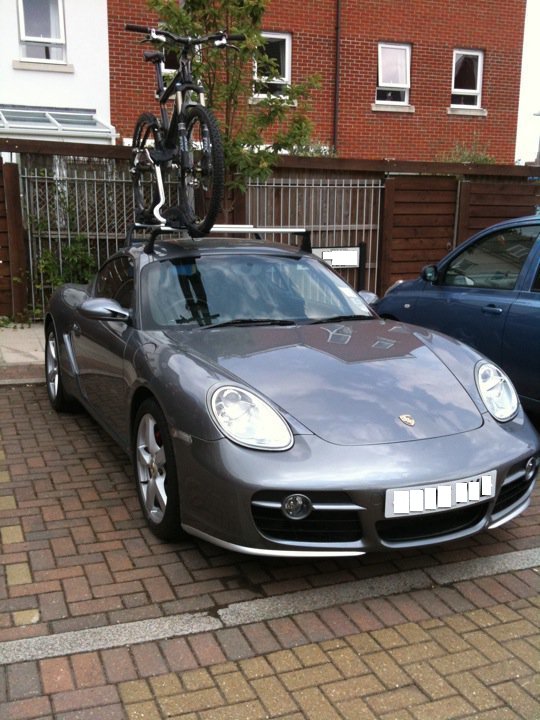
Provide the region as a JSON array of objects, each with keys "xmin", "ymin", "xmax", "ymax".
[
  {"xmin": 421, "ymin": 265, "xmax": 439, "ymax": 283},
  {"xmin": 358, "ymin": 290, "xmax": 379, "ymax": 306},
  {"xmin": 79, "ymin": 297, "xmax": 131, "ymax": 322}
]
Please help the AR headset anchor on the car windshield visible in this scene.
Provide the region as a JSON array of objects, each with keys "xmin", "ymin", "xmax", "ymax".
[{"xmin": 141, "ymin": 252, "xmax": 373, "ymax": 328}]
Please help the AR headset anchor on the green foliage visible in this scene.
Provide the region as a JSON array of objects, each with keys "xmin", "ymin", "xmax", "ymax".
[
  {"xmin": 148, "ymin": 0, "xmax": 320, "ymax": 203},
  {"xmin": 440, "ymin": 138, "xmax": 496, "ymax": 164},
  {"xmin": 37, "ymin": 236, "xmax": 96, "ymax": 290}
]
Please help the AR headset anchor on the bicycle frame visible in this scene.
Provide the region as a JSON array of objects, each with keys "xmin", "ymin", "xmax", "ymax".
[{"xmin": 151, "ymin": 44, "xmax": 206, "ymax": 146}]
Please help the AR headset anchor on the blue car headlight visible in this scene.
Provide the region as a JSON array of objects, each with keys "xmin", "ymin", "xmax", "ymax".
[
  {"xmin": 475, "ymin": 362, "xmax": 519, "ymax": 422},
  {"xmin": 210, "ymin": 386, "xmax": 293, "ymax": 451}
]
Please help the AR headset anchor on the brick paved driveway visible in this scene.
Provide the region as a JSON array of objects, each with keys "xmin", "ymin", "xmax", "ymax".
[{"xmin": 1, "ymin": 385, "xmax": 539, "ymax": 719}]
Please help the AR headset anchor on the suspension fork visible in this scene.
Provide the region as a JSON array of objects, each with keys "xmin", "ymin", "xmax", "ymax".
[{"xmin": 177, "ymin": 86, "xmax": 207, "ymax": 171}]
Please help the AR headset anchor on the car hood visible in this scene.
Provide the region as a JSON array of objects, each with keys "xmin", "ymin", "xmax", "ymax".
[{"xmin": 164, "ymin": 319, "xmax": 483, "ymax": 446}]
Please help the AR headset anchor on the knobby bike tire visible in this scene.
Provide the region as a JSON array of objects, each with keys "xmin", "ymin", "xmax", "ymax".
[
  {"xmin": 131, "ymin": 112, "xmax": 164, "ymax": 226},
  {"xmin": 178, "ymin": 105, "xmax": 224, "ymax": 238}
]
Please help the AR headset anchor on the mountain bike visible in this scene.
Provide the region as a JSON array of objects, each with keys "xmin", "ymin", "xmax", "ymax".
[{"xmin": 126, "ymin": 24, "xmax": 243, "ymax": 237}]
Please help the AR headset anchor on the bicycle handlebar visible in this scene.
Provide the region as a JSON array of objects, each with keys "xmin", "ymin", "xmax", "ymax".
[
  {"xmin": 125, "ymin": 23, "xmax": 151, "ymax": 34},
  {"xmin": 125, "ymin": 23, "xmax": 245, "ymax": 47}
]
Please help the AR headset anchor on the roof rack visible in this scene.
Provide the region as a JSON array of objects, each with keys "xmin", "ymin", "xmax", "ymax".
[{"xmin": 126, "ymin": 223, "xmax": 312, "ymax": 254}]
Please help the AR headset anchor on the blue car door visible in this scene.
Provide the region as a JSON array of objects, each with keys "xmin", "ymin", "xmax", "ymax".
[
  {"xmin": 501, "ymin": 241, "xmax": 540, "ymax": 408},
  {"xmin": 411, "ymin": 284, "xmax": 512, "ymax": 364},
  {"xmin": 411, "ymin": 225, "xmax": 540, "ymax": 365}
]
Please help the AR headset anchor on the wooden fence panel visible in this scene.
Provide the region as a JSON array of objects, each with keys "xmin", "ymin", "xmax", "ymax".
[
  {"xmin": 457, "ymin": 181, "xmax": 540, "ymax": 241},
  {"xmin": 380, "ymin": 176, "xmax": 539, "ymax": 293},
  {"xmin": 379, "ymin": 176, "xmax": 458, "ymax": 292}
]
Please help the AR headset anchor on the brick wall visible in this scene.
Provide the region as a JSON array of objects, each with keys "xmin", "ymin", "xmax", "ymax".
[
  {"xmin": 109, "ymin": 0, "xmax": 526, "ymax": 162},
  {"xmin": 108, "ymin": 0, "xmax": 159, "ymax": 146}
]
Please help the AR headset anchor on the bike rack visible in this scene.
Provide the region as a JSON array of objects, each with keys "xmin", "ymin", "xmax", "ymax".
[{"xmin": 126, "ymin": 223, "xmax": 312, "ymax": 255}]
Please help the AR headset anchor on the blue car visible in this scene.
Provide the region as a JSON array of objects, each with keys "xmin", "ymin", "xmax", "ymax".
[{"xmin": 374, "ymin": 216, "xmax": 540, "ymax": 413}]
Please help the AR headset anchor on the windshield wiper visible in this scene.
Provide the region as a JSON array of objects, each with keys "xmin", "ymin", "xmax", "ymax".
[
  {"xmin": 203, "ymin": 318, "xmax": 296, "ymax": 329},
  {"xmin": 306, "ymin": 314, "xmax": 371, "ymax": 325}
]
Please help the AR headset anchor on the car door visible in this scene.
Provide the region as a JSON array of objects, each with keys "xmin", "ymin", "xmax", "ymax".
[
  {"xmin": 500, "ymin": 240, "xmax": 540, "ymax": 408},
  {"xmin": 410, "ymin": 224, "xmax": 540, "ymax": 366},
  {"xmin": 72, "ymin": 255, "xmax": 135, "ymax": 436}
]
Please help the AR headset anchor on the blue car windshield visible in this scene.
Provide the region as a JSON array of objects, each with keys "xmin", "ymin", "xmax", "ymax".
[{"xmin": 141, "ymin": 253, "xmax": 373, "ymax": 328}]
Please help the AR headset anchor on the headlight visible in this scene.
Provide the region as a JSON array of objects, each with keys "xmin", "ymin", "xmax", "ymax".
[
  {"xmin": 210, "ymin": 386, "xmax": 293, "ymax": 451},
  {"xmin": 475, "ymin": 362, "xmax": 519, "ymax": 422}
]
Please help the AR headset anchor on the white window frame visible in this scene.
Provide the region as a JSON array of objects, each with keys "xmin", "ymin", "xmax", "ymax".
[
  {"xmin": 451, "ymin": 49, "xmax": 483, "ymax": 108},
  {"xmin": 253, "ymin": 32, "xmax": 292, "ymax": 98},
  {"xmin": 17, "ymin": 0, "xmax": 66, "ymax": 63},
  {"xmin": 376, "ymin": 43, "xmax": 411, "ymax": 105}
]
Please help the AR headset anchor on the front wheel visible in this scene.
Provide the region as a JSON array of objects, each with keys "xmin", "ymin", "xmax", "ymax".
[
  {"xmin": 178, "ymin": 105, "xmax": 224, "ymax": 237},
  {"xmin": 45, "ymin": 323, "xmax": 75, "ymax": 412},
  {"xmin": 131, "ymin": 112, "xmax": 165, "ymax": 225},
  {"xmin": 133, "ymin": 399, "xmax": 184, "ymax": 541}
]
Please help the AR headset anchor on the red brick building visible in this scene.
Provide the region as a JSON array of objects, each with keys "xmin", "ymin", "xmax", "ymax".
[{"xmin": 108, "ymin": 0, "xmax": 526, "ymax": 162}]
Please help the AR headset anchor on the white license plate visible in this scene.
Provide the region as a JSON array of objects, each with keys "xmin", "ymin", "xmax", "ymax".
[{"xmin": 384, "ymin": 470, "xmax": 497, "ymax": 518}]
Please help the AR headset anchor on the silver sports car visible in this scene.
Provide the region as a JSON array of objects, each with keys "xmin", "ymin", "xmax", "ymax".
[{"xmin": 45, "ymin": 233, "xmax": 540, "ymax": 557}]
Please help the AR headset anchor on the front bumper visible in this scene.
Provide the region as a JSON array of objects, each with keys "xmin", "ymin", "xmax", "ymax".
[{"xmin": 175, "ymin": 412, "xmax": 539, "ymax": 557}]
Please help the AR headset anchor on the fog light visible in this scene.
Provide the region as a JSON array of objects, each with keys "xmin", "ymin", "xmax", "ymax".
[
  {"xmin": 525, "ymin": 456, "xmax": 538, "ymax": 481},
  {"xmin": 282, "ymin": 494, "xmax": 313, "ymax": 520}
]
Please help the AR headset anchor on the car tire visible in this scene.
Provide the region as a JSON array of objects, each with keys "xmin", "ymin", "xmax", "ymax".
[
  {"xmin": 45, "ymin": 323, "xmax": 75, "ymax": 412},
  {"xmin": 133, "ymin": 398, "xmax": 184, "ymax": 541}
]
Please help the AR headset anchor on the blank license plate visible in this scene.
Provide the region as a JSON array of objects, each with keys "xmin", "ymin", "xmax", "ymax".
[{"xmin": 385, "ymin": 470, "xmax": 497, "ymax": 518}]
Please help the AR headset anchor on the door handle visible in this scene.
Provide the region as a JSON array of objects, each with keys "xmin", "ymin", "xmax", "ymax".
[{"xmin": 481, "ymin": 304, "xmax": 503, "ymax": 315}]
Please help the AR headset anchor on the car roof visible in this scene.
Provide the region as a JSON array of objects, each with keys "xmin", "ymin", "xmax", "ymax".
[
  {"xmin": 477, "ymin": 215, "xmax": 540, "ymax": 233},
  {"xmin": 125, "ymin": 234, "xmax": 309, "ymax": 263}
]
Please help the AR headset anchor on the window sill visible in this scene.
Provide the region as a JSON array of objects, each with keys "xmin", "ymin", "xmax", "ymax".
[
  {"xmin": 447, "ymin": 106, "xmax": 487, "ymax": 117},
  {"xmin": 371, "ymin": 103, "xmax": 415, "ymax": 113},
  {"xmin": 13, "ymin": 59, "xmax": 74, "ymax": 73}
]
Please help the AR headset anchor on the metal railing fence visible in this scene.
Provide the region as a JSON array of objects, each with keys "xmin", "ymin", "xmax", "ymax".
[
  {"xmin": 246, "ymin": 176, "xmax": 383, "ymax": 291},
  {"xmin": 20, "ymin": 159, "xmax": 133, "ymax": 314},
  {"xmin": 19, "ymin": 158, "xmax": 382, "ymax": 316}
]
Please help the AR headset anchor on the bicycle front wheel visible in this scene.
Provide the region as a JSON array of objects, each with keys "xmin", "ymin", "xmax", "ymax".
[
  {"xmin": 179, "ymin": 105, "xmax": 224, "ymax": 237},
  {"xmin": 131, "ymin": 112, "xmax": 164, "ymax": 225}
]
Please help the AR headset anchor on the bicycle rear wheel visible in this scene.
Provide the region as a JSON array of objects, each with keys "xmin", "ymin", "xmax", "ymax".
[
  {"xmin": 131, "ymin": 112, "xmax": 165, "ymax": 225},
  {"xmin": 179, "ymin": 105, "xmax": 224, "ymax": 237}
]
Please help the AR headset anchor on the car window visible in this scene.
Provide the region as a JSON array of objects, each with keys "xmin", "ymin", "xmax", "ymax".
[
  {"xmin": 141, "ymin": 254, "xmax": 372, "ymax": 328},
  {"xmin": 94, "ymin": 256, "xmax": 134, "ymax": 309},
  {"xmin": 442, "ymin": 225, "xmax": 540, "ymax": 290},
  {"xmin": 532, "ymin": 264, "xmax": 540, "ymax": 293}
]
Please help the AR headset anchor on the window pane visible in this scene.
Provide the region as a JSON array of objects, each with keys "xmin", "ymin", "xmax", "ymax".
[
  {"xmin": 454, "ymin": 53, "xmax": 478, "ymax": 91},
  {"xmin": 376, "ymin": 88, "xmax": 407, "ymax": 103},
  {"xmin": 444, "ymin": 227, "xmax": 539, "ymax": 290},
  {"xmin": 3, "ymin": 109, "xmax": 49, "ymax": 123},
  {"xmin": 379, "ymin": 45, "xmax": 408, "ymax": 86},
  {"xmin": 96, "ymin": 257, "xmax": 133, "ymax": 302},
  {"xmin": 22, "ymin": 0, "xmax": 61, "ymax": 40},
  {"xmin": 451, "ymin": 93, "xmax": 477, "ymax": 106},
  {"xmin": 263, "ymin": 38, "xmax": 285, "ymax": 78},
  {"xmin": 21, "ymin": 42, "xmax": 63, "ymax": 60},
  {"xmin": 532, "ymin": 266, "xmax": 540, "ymax": 293},
  {"xmin": 254, "ymin": 34, "xmax": 290, "ymax": 96}
]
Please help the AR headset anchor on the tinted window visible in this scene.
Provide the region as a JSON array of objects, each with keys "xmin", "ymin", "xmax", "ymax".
[
  {"xmin": 141, "ymin": 254, "xmax": 372, "ymax": 328},
  {"xmin": 532, "ymin": 264, "xmax": 540, "ymax": 293},
  {"xmin": 443, "ymin": 225, "xmax": 540, "ymax": 290},
  {"xmin": 95, "ymin": 256, "xmax": 134, "ymax": 308}
]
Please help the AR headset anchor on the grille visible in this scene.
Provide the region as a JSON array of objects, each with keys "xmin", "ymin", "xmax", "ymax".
[
  {"xmin": 492, "ymin": 476, "xmax": 535, "ymax": 516},
  {"xmin": 376, "ymin": 502, "xmax": 488, "ymax": 544},
  {"xmin": 251, "ymin": 490, "xmax": 362, "ymax": 544}
]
